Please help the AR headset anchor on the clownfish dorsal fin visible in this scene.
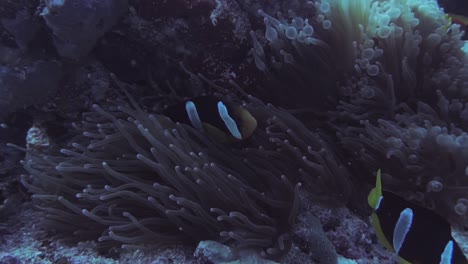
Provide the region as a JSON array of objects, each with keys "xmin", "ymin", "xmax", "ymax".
[
  {"xmin": 217, "ymin": 101, "xmax": 242, "ymax": 140},
  {"xmin": 368, "ymin": 169, "xmax": 383, "ymax": 210}
]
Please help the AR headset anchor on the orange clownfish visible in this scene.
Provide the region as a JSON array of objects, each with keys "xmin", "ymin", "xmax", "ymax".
[{"xmin": 163, "ymin": 96, "xmax": 257, "ymax": 142}]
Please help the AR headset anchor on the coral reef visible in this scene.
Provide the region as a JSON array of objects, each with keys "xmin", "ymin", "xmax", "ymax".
[
  {"xmin": 41, "ymin": 0, "xmax": 128, "ymax": 60},
  {"xmin": 0, "ymin": 60, "xmax": 62, "ymax": 121}
]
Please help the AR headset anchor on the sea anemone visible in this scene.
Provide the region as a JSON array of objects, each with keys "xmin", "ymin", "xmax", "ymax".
[
  {"xmin": 251, "ymin": 0, "xmax": 468, "ymax": 227},
  {"xmin": 20, "ymin": 85, "xmax": 301, "ymax": 258}
]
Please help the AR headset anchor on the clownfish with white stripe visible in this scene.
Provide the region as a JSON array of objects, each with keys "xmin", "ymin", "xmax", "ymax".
[
  {"xmin": 163, "ymin": 96, "xmax": 257, "ymax": 142},
  {"xmin": 368, "ymin": 170, "xmax": 467, "ymax": 264}
]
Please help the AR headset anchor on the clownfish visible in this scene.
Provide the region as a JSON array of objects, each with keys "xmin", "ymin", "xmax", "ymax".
[
  {"xmin": 163, "ymin": 96, "xmax": 257, "ymax": 142},
  {"xmin": 446, "ymin": 13, "xmax": 468, "ymax": 40},
  {"xmin": 368, "ymin": 170, "xmax": 467, "ymax": 264},
  {"xmin": 449, "ymin": 13, "xmax": 468, "ymax": 29}
]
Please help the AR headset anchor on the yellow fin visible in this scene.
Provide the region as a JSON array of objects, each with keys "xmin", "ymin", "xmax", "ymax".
[
  {"xmin": 368, "ymin": 170, "xmax": 412, "ymax": 264},
  {"xmin": 202, "ymin": 123, "xmax": 230, "ymax": 143},
  {"xmin": 371, "ymin": 212, "xmax": 394, "ymax": 252},
  {"xmin": 232, "ymin": 105, "xmax": 257, "ymax": 139},
  {"xmin": 397, "ymin": 257, "xmax": 412, "ymax": 264},
  {"xmin": 372, "ymin": 213, "xmax": 412, "ymax": 264},
  {"xmin": 444, "ymin": 13, "xmax": 452, "ymax": 31},
  {"xmin": 368, "ymin": 169, "xmax": 382, "ymax": 209}
]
